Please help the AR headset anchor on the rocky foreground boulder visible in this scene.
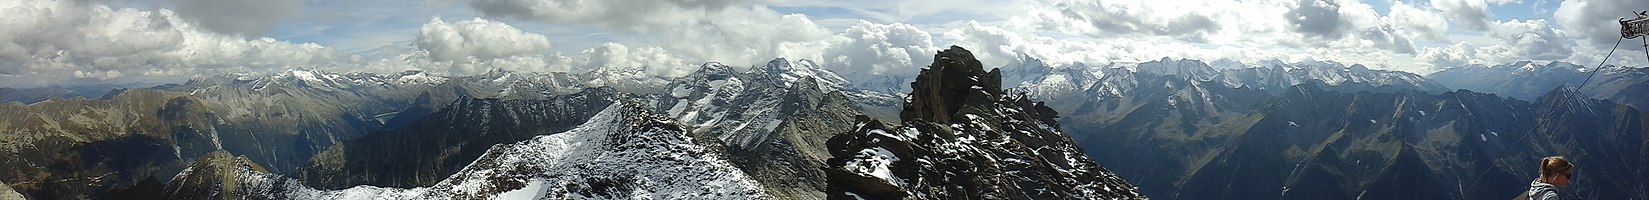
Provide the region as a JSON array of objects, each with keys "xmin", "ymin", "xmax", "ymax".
[
  {"xmin": 0, "ymin": 181, "xmax": 23, "ymax": 200},
  {"xmin": 823, "ymin": 46, "xmax": 1147, "ymax": 199}
]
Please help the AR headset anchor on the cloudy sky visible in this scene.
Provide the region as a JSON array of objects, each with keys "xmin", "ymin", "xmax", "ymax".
[{"xmin": 1, "ymin": 0, "xmax": 1646, "ymax": 87}]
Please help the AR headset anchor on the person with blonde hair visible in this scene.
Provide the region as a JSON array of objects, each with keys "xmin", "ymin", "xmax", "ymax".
[{"xmin": 1516, "ymin": 156, "xmax": 1574, "ymax": 200}]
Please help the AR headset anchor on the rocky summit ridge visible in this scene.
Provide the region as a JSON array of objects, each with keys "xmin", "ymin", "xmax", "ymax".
[{"xmin": 824, "ymin": 46, "xmax": 1146, "ymax": 199}]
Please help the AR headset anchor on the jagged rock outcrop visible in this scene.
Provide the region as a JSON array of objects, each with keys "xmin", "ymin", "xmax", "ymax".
[
  {"xmin": 899, "ymin": 47, "xmax": 1003, "ymax": 123},
  {"xmin": 824, "ymin": 46, "xmax": 1146, "ymax": 199}
]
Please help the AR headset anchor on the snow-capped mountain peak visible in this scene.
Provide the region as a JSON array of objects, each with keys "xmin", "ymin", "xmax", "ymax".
[
  {"xmin": 756, "ymin": 58, "xmax": 850, "ymax": 91},
  {"xmin": 188, "ymin": 68, "xmax": 458, "ymax": 93},
  {"xmin": 1517, "ymin": 61, "xmax": 1541, "ymax": 72},
  {"xmin": 394, "ymin": 69, "xmax": 447, "ymax": 85},
  {"xmin": 661, "ymin": 58, "xmax": 852, "ymax": 150},
  {"xmin": 1136, "ymin": 57, "xmax": 1219, "ymax": 82}
]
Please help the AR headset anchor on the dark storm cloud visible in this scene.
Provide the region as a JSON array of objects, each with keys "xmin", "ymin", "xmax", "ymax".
[
  {"xmin": 170, "ymin": 0, "xmax": 305, "ymax": 36},
  {"xmin": 1286, "ymin": 0, "xmax": 1347, "ymax": 39}
]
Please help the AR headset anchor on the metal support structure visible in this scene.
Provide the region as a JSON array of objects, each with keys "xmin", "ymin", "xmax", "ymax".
[
  {"xmin": 1622, "ymin": 11, "xmax": 1649, "ymax": 39},
  {"xmin": 1624, "ymin": 11, "xmax": 1649, "ymax": 69}
]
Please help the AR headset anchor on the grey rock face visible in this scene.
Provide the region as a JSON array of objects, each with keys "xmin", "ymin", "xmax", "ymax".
[
  {"xmin": 824, "ymin": 46, "xmax": 1146, "ymax": 199},
  {"xmin": 652, "ymin": 59, "xmax": 863, "ymax": 199},
  {"xmin": 0, "ymin": 181, "xmax": 22, "ymax": 200}
]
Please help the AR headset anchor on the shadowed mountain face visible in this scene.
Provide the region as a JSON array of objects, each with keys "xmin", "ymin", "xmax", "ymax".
[
  {"xmin": 1515, "ymin": 87, "xmax": 1649, "ymax": 199},
  {"xmin": 824, "ymin": 46, "xmax": 1146, "ymax": 199},
  {"xmin": 294, "ymin": 88, "xmax": 618, "ymax": 189},
  {"xmin": 0, "ymin": 69, "xmax": 647, "ymax": 199},
  {"xmin": 0, "ymin": 89, "xmax": 221, "ymax": 199}
]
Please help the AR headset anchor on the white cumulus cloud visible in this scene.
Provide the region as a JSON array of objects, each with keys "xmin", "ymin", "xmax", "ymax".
[
  {"xmin": 1481, "ymin": 19, "xmax": 1574, "ymax": 61},
  {"xmin": 468, "ymin": 0, "xmax": 832, "ymax": 74},
  {"xmin": 1419, "ymin": 42, "xmax": 1483, "ymax": 68},
  {"xmin": 1001, "ymin": 0, "xmax": 1424, "ymax": 69},
  {"xmin": 416, "ymin": 17, "xmax": 553, "ymax": 62},
  {"xmin": 656, "ymin": 6, "xmax": 833, "ymax": 70},
  {"xmin": 470, "ymin": 0, "xmax": 746, "ymax": 32},
  {"xmin": 0, "ymin": 0, "xmax": 337, "ymax": 87},
  {"xmin": 947, "ymin": 21, "xmax": 1236, "ymax": 69},
  {"xmin": 1388, "ymin": 1, "xmax": 1448, "ymax": 40},
  {"xmin": 814, "ymin": 21, "xmax": 936, "ymax": 83},
  {"xmin": 1556, "ymin": 0, "xmax": 1649, "ymax": 51},
  {"xmin": 570, "ymin": 43, "xmax": 691, "ymax": 76},
  {"xmin": 1014, "ymin": 0, "xmax": 1224, "ymax": 41}
]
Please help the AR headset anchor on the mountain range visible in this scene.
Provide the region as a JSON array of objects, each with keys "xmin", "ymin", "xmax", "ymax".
[
  {"xmin": 3, "ymin": 45, "xmax": 1647, "ymax": 199},
  {"xmin": 1429, "ymin": 60, "xmax": 1649, "ymax": 110},
  {"xmin": 1006, "ymin": 58, "xmax": 1649, "ymax": 199},
  {"xmin": 54, "ymin": 46, "xmax": 1140, "ymax": 199}
]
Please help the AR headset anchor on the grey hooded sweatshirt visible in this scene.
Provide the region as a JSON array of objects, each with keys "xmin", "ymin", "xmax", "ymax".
[{"xmin": 1524, "ymin": 179, "xmax": 1559, "ymax": 200}]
